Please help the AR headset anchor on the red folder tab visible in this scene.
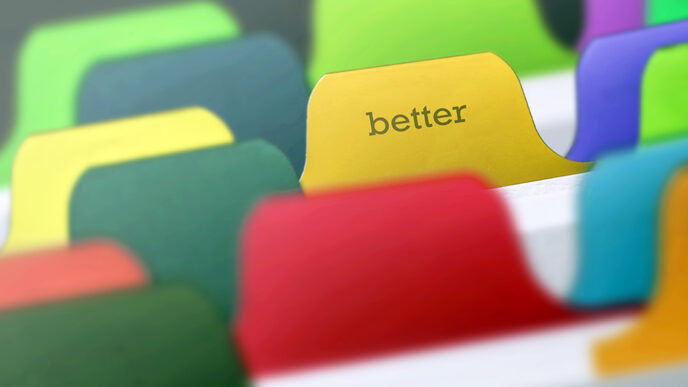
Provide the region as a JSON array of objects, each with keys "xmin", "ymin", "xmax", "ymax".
[
  {"xmin": 0, "ymin": 241, "xmax": 147, "ymax": 311},
  {"xmin": 235, "ymin": 175, "xmax": 576, "ymax": 377}
]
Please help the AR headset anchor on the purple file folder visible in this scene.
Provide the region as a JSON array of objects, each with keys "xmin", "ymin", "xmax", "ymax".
[{"xmin": 568, "ymin": 21, "xmax": 688, "ymax": 161}]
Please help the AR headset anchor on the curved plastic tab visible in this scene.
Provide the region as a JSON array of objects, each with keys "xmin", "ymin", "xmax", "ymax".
[
  {"xmin": 568, "ymin": 21, "xmax": 688, "ymax": 162},
  {"xmin": 80, "ymin": 34, "xmax": 307, "ymax": 174},
  {"xmin": 301, "ymin": 53, "xmax": 589, "ymax": 193},
  {"xmin": 4, "ymin": 108, "xmax": 234, "ymax": 254},
  {"xmin": 640, "ymin": 44, "xmax": 688, "ymax": 144},
  {"xmin": 70, "ymin": 141, "xmax": 299, "ymax": 320},
  {"xmin": 594, "ymin": 167, "xmax": 688, "ymax": 375},
  {"xmin": 0, "ymin": 2, "xmax": 240, "ymax": 186},
  {"xmin": 308, "ymin": 0, "xmax": 576, "ymax": 86},
  {"xmin": 576, "ymin": 0, "xmax": 645, "ymax": 49},
  {"xmin": 648, "ymin": 0, "xmax": 688, "ymax": 25},
  {"xmin": 0, "ymin": 0, "xmax": 182, "ymax": 147},
  {"xmin": 0, "ymin": 285, "xmax": 245, "ymax": 385},
  {"xmin": 235, "ymin": 175, "xmax": 577, "ymax": 377},
  {"xmin": 0, "ymin": 241, "xmax": 146, "ymax": 311},
  {"xmin": 569, "ymin": 139, "xmax": 688, "ymax": 307}
]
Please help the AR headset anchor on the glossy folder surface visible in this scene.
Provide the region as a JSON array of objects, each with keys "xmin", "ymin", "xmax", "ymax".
[{"xmin": 301, "ymin": 53, "xmax": 588, "ymax": 193}]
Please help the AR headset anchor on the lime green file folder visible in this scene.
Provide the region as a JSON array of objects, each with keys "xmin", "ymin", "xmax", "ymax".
[
  {"xmin": 308, "ymin": 0, "xmax": 576, "ymax": 87},
  {"xmin": 0, "ymin": 2, "xmax": 240, "ymax": 185},
  {"xmin": 641, "ymin": 43, "xmax": 688, "ymax": 144}
]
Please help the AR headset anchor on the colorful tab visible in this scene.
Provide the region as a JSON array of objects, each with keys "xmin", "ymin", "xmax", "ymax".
[
  {"xmin": 79, "ymin": 34, "xmax": 307, "ymax": 174},
  {"xmin": 308, "ymin": 0, "xmax": 576, "ymax": 86},
  {"xmin": 569, "ymin": 139, "xmax": 688, "ymax": 307},
  {"xmin": 300, "ymin": 53, "xmax": 588, "ymax": 193},
  {"xmin": 568, "ymin": 21, "xmax": 688, "ymax": 162},
  {"xmin": 70, "ymin": 141, "xmax": 299, "ymax": 320},
  {"xmin": 648, "ymin": 0, "xmax": 688, "ymax": 25},
  {"xmin": 594, "ymin": 167, "xmax": 688, "ymax": 375},
  {"xmin": 236, "ymin": 175, "xmax": 576, "ymax": 376},
  {"xmin": 576, "ymin": 0, "xmax": 645, "ymax": 49},
  {"xmin": 0, "ymin": 0, "xmax": 181, "ymax": 147},
  {"xmin": 4, "ymin": 108, "xmax": 233, "ymax": 253},
  {"xmin": 0, "ymin": 241, "xmax": 146, "ymax": 311},
  {"xmin": 0, "ymin": 285, "xmax": 245, "ymax": 385},
  {"xmin": 640, "ymin": 43, "xmax": 688, "ymax": 144},
  {"xmin": 0, "ymin": 2, "xmax": 240, "ymax": 186}
]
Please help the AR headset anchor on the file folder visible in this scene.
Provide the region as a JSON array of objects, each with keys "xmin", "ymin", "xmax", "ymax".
[
  {"xmin": 79, "ymin": 34, "xmax": 307, "ymax": 174},
  {"xmin": 648, "ymin": 0, "xmax": 688, "ymax": 25},
  {"xmin": 0, "ymin": 241, "xmax": 146, "ymax": 312},
  {"xmin": 576, "ymin": 0, "xmax": 644, "ymax": 49},
  {"xmin": 568, "ymin": 21, "xmax": 688, "ymax": 161},
  {"xmin": 0, "ymin": 285, "xmax": 244, "ymax": 386},
  {"xmin": 308, "ymin": 0, "xmax": 577, "ymax": 86},
  {"xmin": 70, "ymin": 141, "xmax": 299, "ymax": 320},
  {"xmin": 300, "ymin": 53, "xmax": 588, "ymax": 193},
  {"xmin": 0, "ymin": 2, "xmax": 240, "ymax": 185},
  {"xmin": 640, "ymin": 43, "xmax": 688, "ymax": 144},
  {"xmin": 0, "ymin": 0, "xmax": 173, "ymax": 145},
  {"xmin": 570, "ymin": 138, "xmax": 688, "ymax": 307},
  {"xmin": 4, "ymin": 108, "xmax": 233, "ymax": 253},
  {"xmin": 594, "ymin": 166, "xmax": 688, "ymax": 375},
  {"xmin": 236, "ymin": 175, "xmax": 578, "ymax": 377}
]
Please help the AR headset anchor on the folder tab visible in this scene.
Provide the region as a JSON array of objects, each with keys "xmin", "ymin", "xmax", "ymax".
[
  {"xmin": 236, "ymin": 175, "xmax": 575, "ymax": 376},
  {"xmin": 0, "ymin": 241, "xmax": 146, "ymax": 312},
  {"xmin": 79, "ymin": 34, "xmax": 307, "ymax": 174},
  {"xmin": 641, "ymin": 44, "xmax": 688, "ymax": 145},
  {"xmin": 0, "ymin": 0, "xmax": 193, "ymax": 145},
  {"xmin": 568, "ymin": 21, "xmax": 688, "ymax": 162},
  {"xmin": 70, "ymin": 141, "xmax": 299, "ymax": 320},
  {"xmin": 4, "ymin": 108, "xmax": 234, "ymax": 254},
  {"xmin": 301, "ymin": 53, "xmax": 588, "ymax": 193},
  {"xmin": 308, "ymin": 0, "xmax": 576, "ymax": 86},
  {"xmin": 576, "ymin": 0, "xmax": 645, "ymax": 49},
  {"xmin": 0, "ymin": 2, "xmax": 240, "ymax": 186},
  {"xmin": 594, "ymin": 167, "xmax": 688, "ymax": 375},
  {"xmin": 570, "ymin": 139, "xmax": 688, "ymax": 307},
  {"xmin": 648, "ymin": 0, "xmax": 688, "ymax": 25},
  {"xmin": 0, "ymin": 285, "xmax": 244, "ymax": 385}
]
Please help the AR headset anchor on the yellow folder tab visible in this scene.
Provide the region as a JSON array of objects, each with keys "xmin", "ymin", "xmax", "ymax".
[
  {"xmin": 594, "ymin": 167, "xmax": 688, "ymax": 376},
  {"xmin": 4, "ymin": 107, "xmax": 234, "ymax": 254},
  {"xmin": 300, "ymin": 53, "xmax": 589, "ymax": 193}
]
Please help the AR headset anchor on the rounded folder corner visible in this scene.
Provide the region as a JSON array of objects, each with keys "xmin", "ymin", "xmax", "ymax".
[
  {"xmin": 4, "ymin": 108, "xmax": 234, "ymax": 255},
  {"xmin": 568, "ymin": 20, "xmax": 688, "ymax": 162},
  {"xmin": 302, "ymin": 53, "xmax": 588, "ymax": 194}
]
